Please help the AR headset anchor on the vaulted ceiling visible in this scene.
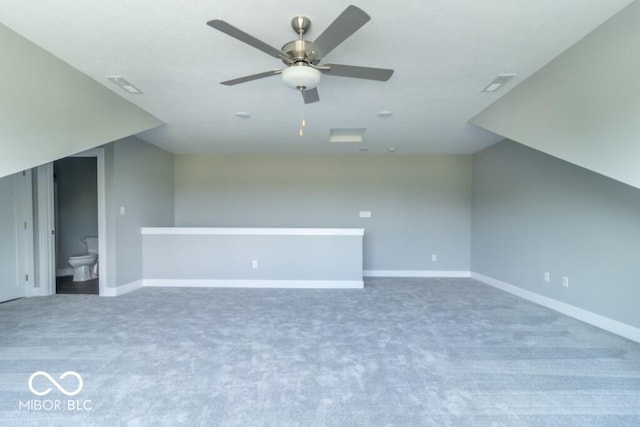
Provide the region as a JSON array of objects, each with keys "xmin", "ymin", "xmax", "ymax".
[{"xmin": 0, "ymin": 0, "xmax": 634, "ymax": 157}]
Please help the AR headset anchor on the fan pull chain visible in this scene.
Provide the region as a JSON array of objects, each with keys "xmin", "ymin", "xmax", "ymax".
[{"xmin": 299, "ymin": 91, "xmax": 306, "ymax": 137}]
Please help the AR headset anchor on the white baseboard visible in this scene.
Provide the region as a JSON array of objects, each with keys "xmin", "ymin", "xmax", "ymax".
[
  {"xmin": 56, "ymin": 268, "xmax": 73, "ymax": 277},
  {"xmin": 143, "ymin": 279, "xmax": 364, "ymax": 289},
  {"xmin": 471, "ymin": 272, "xmax": 640, "ymax": 344},
  {"xmin": 364, "ymin": 270, "xmax": 471, "ymax": 278},
  {"xmin": 101, "ymin": 280, "xmax": 144, "ymax": 297}
]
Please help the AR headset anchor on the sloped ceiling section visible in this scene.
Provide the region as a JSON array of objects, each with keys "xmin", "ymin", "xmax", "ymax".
[
  {"xmin": 0, "ymin": 23, "xmax": 163, "ymax": 179},
  {"xmin": 471, "ymin": 0, "xmax": 640, "ymax": 189}
]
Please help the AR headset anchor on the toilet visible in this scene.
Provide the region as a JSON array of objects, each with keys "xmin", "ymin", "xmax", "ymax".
[{"xmin": 68, "ymin": 237, "xmax": 99, "ymax": 282}]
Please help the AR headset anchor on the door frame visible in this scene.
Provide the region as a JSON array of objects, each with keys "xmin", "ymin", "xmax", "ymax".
[
  {"xmin": 34, "ymin": 163, "xmax": 55, "ymax": 296},
  {"xmin": 35, "ymin": 148, "xmax": 108, "ymax": 296}
]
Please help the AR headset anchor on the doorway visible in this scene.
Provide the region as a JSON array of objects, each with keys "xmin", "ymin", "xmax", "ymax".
[
  {"xmin": 35, "ymin": 148, "xmax": 108, "ymax": 296},
  {"xmin": 53, "ymin": 157, "xmax": 98, "ymax": 294}
]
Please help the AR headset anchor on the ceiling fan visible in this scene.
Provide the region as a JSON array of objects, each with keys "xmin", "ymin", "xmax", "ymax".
[{"xmin": 207, "ymin": 5, "xmax": 394, "ymax": 104}]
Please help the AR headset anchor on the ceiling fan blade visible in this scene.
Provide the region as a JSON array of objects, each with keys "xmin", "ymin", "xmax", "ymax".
[
  {"xmin": 302, "ymin": 88, "xmax": 320, "ymax": 104},
  {"xmin": 221, "ymin": 69, "xmax": 283, "ymax": 86},
  {"xmin": 207, "ymin": 19, "xmax": 290, "ymax": 63},
  {"xmin": 321, "ymin": 64, "xmax": 394, "ymax": 81},
  {"xmin": 306, "ymin": 5, "xmax": 370, "ymax": 59}
]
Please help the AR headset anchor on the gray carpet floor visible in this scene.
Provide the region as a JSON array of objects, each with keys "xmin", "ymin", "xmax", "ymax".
[{"xmin": 1, "ymin": 278, "xmax": 639, "ymax": 426}]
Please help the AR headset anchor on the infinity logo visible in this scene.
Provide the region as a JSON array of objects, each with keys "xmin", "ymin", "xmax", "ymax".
[{"xmin": 28, "ymin": 371, "xmax": 83, "ymax": 397}]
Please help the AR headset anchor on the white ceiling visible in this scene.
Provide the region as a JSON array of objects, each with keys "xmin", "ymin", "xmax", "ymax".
[{"xmin": 0, "ymin": 0, "xmax": 634, "ymax": 155}]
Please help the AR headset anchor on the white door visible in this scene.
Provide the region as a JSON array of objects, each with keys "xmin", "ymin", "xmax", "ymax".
[{"xmin": 0, "ymin": 172, "xmax": 27, "ymax": 302}]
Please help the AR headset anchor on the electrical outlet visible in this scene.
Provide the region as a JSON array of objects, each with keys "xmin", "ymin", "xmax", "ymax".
[
  {"xmin": 252, "ymin": 260, "xmax": 258, "ymax": 269},
  {"xmin": 544, "ymin": 272, "xmax": 550, "ymax": 283},
  {"xmin": 431, "ymin": 254, "xmax": 437, "ymax": 262},
  {"xmin": 562, "ymin": 276, "xmax": 569, "ymax": 288}
]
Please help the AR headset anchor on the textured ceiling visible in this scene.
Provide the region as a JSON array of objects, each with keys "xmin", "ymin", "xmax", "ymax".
[{"xmin": 0, "ymin": 0, "xmax": 634, "ymax": 155}]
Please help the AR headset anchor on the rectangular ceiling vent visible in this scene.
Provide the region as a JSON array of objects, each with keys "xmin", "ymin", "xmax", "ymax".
[
  {"xmin": 329, "ymin": 128, "xmax": 367, "ymax": 143},
  {"xmin": 107, "ymin": 76, "xmax": 143, "ymax": 94},
  {"xmin": 482, "ymin": 74, "xmax": 516, "ymax": 93}
]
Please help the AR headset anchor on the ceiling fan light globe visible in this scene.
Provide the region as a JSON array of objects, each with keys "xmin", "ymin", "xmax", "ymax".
[{"xmin": 282, "ymin": 65, "xmax": 321, "ymax": 90}]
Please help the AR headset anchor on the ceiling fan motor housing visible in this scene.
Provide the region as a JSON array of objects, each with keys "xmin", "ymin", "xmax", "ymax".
[{"xmin": 281, "ymin": 39, "xmax": 319, "ymax": 64}]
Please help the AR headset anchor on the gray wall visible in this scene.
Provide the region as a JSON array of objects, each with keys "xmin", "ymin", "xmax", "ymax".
[
  {"xmin": 54, "ymin": 157, "xmax": 98, "ymax": 272},
  {"xmin": 175, "ymin": 154, "xmax": 472, "ymax": 272},
  {"xmin": 471, "ymin": 140, "xmax": 640, "ymax": 328},
  {"xmin": 103, "ymin": 136, "xmax": 174, "ymax": 288},
  {"xmin": 143, "ymin": 232, "xmax": 363, "ymax": 282},
  {"xmin": 0, "ymin": 23, "xmax": 162, "ymax": 179}
]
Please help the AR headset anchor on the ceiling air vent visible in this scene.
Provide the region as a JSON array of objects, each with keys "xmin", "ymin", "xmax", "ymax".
[
  {"xmin": 329, "ymin": 128, "xmax": 366, "ymax": 143},
  {"xmin": 107, "ymin": 76, "xmax": 143, "ymax": 94},
  {"xmin": 482, "ymin": 74, "xmax": 515, "ymax": 93}
]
